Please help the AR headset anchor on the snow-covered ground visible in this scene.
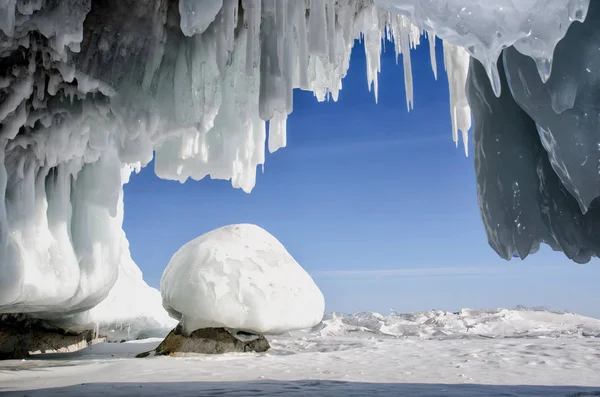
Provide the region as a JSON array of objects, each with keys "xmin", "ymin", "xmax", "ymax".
[{"xmin": 1, "ymin": 308, "xmax": 599, "ymax": 396}]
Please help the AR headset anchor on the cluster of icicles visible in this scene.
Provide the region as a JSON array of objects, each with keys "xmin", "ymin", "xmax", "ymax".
[{"xmin": 0, "ymin": 0, "xmax": 588, "ymax": 327}]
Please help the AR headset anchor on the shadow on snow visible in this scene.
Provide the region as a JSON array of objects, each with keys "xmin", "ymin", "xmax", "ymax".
[{"xmin": 1, "ymin": 381, "xmax": 600, "ymax": 397}]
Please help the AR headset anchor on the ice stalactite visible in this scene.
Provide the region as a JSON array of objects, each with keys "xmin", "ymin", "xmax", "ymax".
[
  {"xmin": 426, "ymin": 30, "xmax": 437, "ymax": 81},
  {"xmin": 469, "ymin": 56, "xmax": 552, "ymax": 260},
  {"xmin": 444, "ymin": 42, "xmax": 471, "ymax": 156}
]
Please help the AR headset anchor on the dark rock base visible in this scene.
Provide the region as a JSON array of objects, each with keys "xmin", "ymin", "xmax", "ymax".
[
  {"xmin": 140, "ymin": 325, "xmax": 270, "ymax": 357},
  {"xmin": 0, "ymin": 315, "xmax": 104, "ymax": 360}
]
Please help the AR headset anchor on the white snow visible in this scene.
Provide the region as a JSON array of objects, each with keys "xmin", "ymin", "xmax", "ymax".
[
  {"xmin": 161, "ymin": 224, "xmax": 325, "ymax": 335},
  {"xmin": 1, "ymin": 308, "xmax": 599, "ymax": 396}
]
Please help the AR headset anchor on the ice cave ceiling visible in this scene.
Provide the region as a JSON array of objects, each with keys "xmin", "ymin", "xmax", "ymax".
[{"xmin": 0, "ymin": 0, "xmax": 598, "ymax": 325}]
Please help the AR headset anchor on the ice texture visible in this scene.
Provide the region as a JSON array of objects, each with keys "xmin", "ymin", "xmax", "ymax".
[
  {"xmin": 179, "ymin": 0, "xmax": 222, "ymax": 37},
  {"xmin": 469, "ymin": 1, "xmax": 600, "ymax": 263},
  {"xmin": 72, "ymin": 233, "xmax": 177, "ymax": 341},
  {"xmin": 469, "ymin": 56, "xmax": 552, "ymax": 260},
  {"xmin": 0, "ymin": 0, "xmax": 595, "ymax": 328},
  {"xmin": 443, "ymin": 42, "xmax": 471, "ymax": 155},
  {"xmin": 502, "ymin": 1, "xmax": 600, "ymax": 214},
  {"xmin": 160, "ymin": 224, "xmax": 325, "ymax": 335},
  {"xmin": 376, "ymin": 0, "xmax": 589, "ymax": 93}
]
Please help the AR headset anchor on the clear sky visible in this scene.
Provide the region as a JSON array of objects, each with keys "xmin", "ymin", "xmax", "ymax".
[{"xmin": 123, "ymin": 37, "xmax": 600, "ymax": 318}]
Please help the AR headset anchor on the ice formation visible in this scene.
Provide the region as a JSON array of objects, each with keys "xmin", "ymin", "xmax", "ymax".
[
  {"xmin": 469, "ymin": 0, "xmax": 600, "ymax": 263},
  {"xmin": 161, "ymin": 224, "xmax": 325, "ymax": 335},
  {"xmin": 310, "ymin": 308, "xmax": 600, "ymax": 339},
  {"xmin": 0, "ymin": 0, "xmax": 595, "ymax": 329},
  {"xmin": 76, "ymin": 237, "xmax": 177, "ymax": 341}
]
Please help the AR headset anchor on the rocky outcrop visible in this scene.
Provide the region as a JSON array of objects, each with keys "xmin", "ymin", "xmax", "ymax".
[
  {"xmin": 137, "ymin": 325, "xmax": 270, "ymax": 357},
  {"xmin": 0, "ymin": 315, "xmax": 105, "ymax": 360}
]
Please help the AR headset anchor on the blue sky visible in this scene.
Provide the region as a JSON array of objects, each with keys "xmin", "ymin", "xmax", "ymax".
[{"xmin": 123, "ymin": 37, "xmax": 600, "ymax": 318}]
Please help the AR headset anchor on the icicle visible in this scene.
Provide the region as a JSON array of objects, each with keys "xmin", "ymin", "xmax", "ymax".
[
  {"xmin": 386, "ymin": 13, "xmax": 414, "ymax": 110},
  {"xmin": 443, "ymin": 41, "xmax": 472, "ymax": 156},
  {"xmin": 535, "ymin": 57, "xmax": 553, "ymax": 84},
  {"xmin": 399, "ymin": 17, "xmax": 414, "ymax": 111},
  {"xmin": 365, "ymin": 42, "xmax": 380, "ymax": 103},
  {"xmin": 275, "ymin": 0, "xmax": 286, "ymax": 74},
  {"xmin": 284, "ymin": 1, "xmax": 295, "ymax": 113},
  {"xmin": 0, "ymin": 75, "xmax": 33, "ymax": 121},
  {"xmin": 326, "ymin": 0, "xmax": 336, "ymax": 61},
  {"xmin": 0, "ymin": 0, "xmax": 16, "ymax": 36},
  {"xmin": 268, "ymin": 111, "xmax": 287, "ymax": 153},
  {"xmin": 216, "ymin": 0, "xmax": 237, "ymax": 75},
  {"xmin": 308, "ymin": 0, "xmax": 327, "ymax": 56},
  {"xmin": 362, "ymin": 8, "xmax": 382, "ymax": 104},
  {"xmin": 245, "ymin": 0, "xmax": 261, "ymax": 75},
  {"xmin": 427, "ymin": 30, "xmax": 438, "ymax": 80},
  {"xmin": 296, "ymin": 1, "xmax": 309, "ymax": 89},
  {"xmin": 179, "ymin": 0, "xmax": 223, "ymax": 36},
  {"xmin": 258, "ymin": 0, "xmax": 286, "ymax": 120},
  {"xmin": 486, "ymin": 63, "xmax": 502, "ymax": 98}
]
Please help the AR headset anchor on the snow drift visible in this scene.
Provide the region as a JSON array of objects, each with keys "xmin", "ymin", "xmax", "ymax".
[
  {"xmin": 161, "ymin": 224, "xmax": 324, "ymax": 335},
  {"xmin": 0, "ymin": 0, "xmax": 597, "ymax": 330}
]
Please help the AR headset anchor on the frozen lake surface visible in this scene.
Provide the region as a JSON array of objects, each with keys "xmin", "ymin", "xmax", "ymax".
[{"xmin": 1, "ymin": 309, "xmax": 599, "ymax": 396}]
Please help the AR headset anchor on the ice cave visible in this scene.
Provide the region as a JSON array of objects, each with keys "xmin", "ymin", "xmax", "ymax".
[{"xmin": 0, "ymin": 0, "xmax": 598, "ymax": 344}]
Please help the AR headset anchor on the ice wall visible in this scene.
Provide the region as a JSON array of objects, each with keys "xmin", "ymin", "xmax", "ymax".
[
  {"xmin": 0, "ymin": 0, "xmax": 593, "ymax": 329},
  {"xmin": 468, "ymin": 0, "xmax": 600, "ymax": 263}
]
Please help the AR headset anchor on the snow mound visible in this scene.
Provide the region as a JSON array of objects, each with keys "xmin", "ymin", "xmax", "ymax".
[
  {"xmin": 161, "ymin": 224, "xmax": 325, "ymax": 335},
  {"xmin": 310, "ymin": 308, "xmax": 600, "ymax": 339}
]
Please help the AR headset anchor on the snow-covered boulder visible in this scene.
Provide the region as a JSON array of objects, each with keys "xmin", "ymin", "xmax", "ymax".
[{"xmin": 160, "ymin": 224, "xmax": 325, "ymax": 335}]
